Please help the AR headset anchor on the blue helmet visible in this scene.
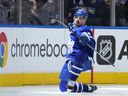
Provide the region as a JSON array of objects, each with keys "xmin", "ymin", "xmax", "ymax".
[{"xmin": 74, "ymin": 8, "xmax": 88, "ymax": 18}]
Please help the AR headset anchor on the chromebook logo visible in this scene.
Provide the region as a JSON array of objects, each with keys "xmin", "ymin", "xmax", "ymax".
[{"xmin": 0, "ymin": 32, "xmax": 8, "ymax": 68}]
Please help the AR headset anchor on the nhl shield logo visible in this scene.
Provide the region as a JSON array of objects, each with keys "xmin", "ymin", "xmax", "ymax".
[
  {"xmin": 99, "ymin": 40, "xmax": 112, "ymax": 60},
  {"xmin": 97, "ymin": 35, "xmax": 115, "ymax": 65}
]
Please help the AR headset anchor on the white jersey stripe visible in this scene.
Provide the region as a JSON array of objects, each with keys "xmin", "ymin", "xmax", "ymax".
[
  {"xmin": 72, "ymin": 65, "xmax": 83, "ymax": 71},
  {"xmin": 69, "ymin": 70, "xmax": 80, "ymax": 76}
]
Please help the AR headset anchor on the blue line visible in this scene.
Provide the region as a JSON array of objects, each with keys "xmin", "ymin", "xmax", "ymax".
[
  {"xmin": 0, "ymin": 24, "xmax": 65, "ymax": 28},
  {"xmin": 0, "ymin": 24, "xmax": 128, "ymax": 29},
  {"xmin": 88, "ymin": 26, "xmax": 128, "ymax": 29}
]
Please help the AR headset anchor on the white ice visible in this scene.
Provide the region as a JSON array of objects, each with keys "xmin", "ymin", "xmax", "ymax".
[{"xmin": 0, "ymin": 84, "xmax": 128, "ymax": 96}]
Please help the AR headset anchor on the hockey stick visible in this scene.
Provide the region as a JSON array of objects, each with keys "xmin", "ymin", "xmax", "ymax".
[
  {"xmin": 51, "ymin": 19, "xmax": 68, "ymax": 28},
  {"xmin": 51, "ymin": 19, "xmax": 115, "ymax": 67}
]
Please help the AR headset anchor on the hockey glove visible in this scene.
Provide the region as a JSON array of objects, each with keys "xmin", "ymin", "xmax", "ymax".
[{"xmin": 79, "ymin": 32, "xmax": 90, "ymax": 46}]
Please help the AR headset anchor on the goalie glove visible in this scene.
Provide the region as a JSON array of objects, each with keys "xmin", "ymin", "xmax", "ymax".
[{"xmin": 79, "ymin": 32, "xmax": 90, "ymax": 46}]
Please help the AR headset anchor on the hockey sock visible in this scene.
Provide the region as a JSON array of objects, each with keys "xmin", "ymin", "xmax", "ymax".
[{"xmin": 71, "ymin": 82, "xmax": 97, "ymax": 93}]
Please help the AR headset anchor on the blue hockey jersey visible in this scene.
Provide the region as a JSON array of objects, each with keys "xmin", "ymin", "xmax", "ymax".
[
  {"xmin": 68, "ymin": 24, "xmax": 96, "ymax": 58},
  {"xmin": 59, "ymin": 25, "xmax": 96, "ymax": 81}
]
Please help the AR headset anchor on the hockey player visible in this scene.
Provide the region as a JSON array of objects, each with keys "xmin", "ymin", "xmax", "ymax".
[{"xmin": 59, "ymin": 8, "xmax": 97, "ymax": 93}]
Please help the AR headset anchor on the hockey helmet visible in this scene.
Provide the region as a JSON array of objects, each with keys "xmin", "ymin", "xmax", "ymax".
[{"xmin": 74, "ymin": 8, "xmax": 88, "ymax": 19}]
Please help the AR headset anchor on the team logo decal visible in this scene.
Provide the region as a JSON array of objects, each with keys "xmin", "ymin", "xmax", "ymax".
[{"xmin": 0, "ymin": 32, "xmax": 8, "ymax": 68}]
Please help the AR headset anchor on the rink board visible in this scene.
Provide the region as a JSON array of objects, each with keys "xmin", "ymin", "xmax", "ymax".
[
  {"xmin": 0, "ymin": 72, "xmax": 128, "ymax": 86},
  {"xmin": 0, "ymin": 26, "xmax": 128, "ymax": 86}
]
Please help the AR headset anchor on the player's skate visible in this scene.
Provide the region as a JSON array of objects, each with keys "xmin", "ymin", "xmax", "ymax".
[{"xmin": 88, "ymin": 85, "xmax": 97, "ymax": 92}]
